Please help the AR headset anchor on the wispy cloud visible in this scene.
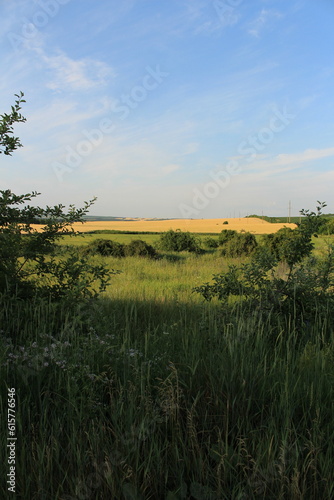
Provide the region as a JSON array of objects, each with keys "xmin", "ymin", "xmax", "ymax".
[
  {"xmin": 33, "ymin": 48, "xmax": 115, "ymax": 92},
  {"xmin": 1, "ymin": 0, "xmax": 334, "ymax": 217},
  {"xmin": 248, "ymin": 147, "xmax": 334, "ymax": 172},
  {"xmin": 82, "ymin": 139, "xmax": 181, "ymax": 181},
  {"xmin": 248, "ymin": 9, "xmax": 283, "ymax": 38}
]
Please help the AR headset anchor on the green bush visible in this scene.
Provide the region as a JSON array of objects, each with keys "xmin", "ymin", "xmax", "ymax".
[
  {"xmin": 223, "ymin": 220, "xmax": 229, "ymax": 225},
  {"xmin": 220, "ymin": 231, "xmax": 257, "ymax": 257},
  {"xmin": 195, "ymin": 244, "xmax": 334, "ymax": 325},
  {"xmin": 85, "ymin": 239, "xmax": 125, "ymax": 257},
  {"xmin": 203, "ymin": 237, "xmax": 219, "ymax": 249},
  {"xmin": 158, "ymin": 229, "xmax": 202, "ymax": 253},
  {"xmin": 194, "ymin": 203, "xmax": 333, "ymax": 326},
  {"xmin": 0, "ymin": 190, "xmax": 114, "ymax": 301},
  {"xmin": 318, "ymin": 218, "xmax": 334, "ymax": 235},
  {"xmin": 124, "ymin": 239, "xmax": 157, "ymax": 258},
  {"xmin": 218, "ymin": 229, "xmax": 237, "ymax": 246},
  {"xmin": 261, "ymin": 227, "xmax": 313, "ymax": 269}
]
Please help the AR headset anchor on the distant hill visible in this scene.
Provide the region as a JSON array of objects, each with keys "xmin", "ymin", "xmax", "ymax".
[
  {"xmin": 245, "ymin": 214, "xmax": 334, "ymax": 224},
  {"xmin": 83, "ymin": 216, "xmax": 138, "ymax": 221},
  {"xmin": 83, "ymin": 216, "xmax": 177, "ymax": 221}
]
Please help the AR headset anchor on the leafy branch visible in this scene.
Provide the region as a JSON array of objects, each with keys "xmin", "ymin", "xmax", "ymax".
[{"xmin": 0, "ymin": 92, "xmax": 26, "ymax": 155}]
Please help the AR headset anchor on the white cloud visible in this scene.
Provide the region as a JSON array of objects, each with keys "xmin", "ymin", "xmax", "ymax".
[
  {"xmin": 248, "ymin": 9, "xmax": 283, "ymax": 38},
  {"xmin": 78, "ymin": 138, "xmax": 182, "ymax": 182},
  {"xmin": 36, "ymin": 50, "xmax": 115, "ymax": 92},
  {"xmin": 247, "ymin": 147, "xmax": 334, "ymax": 173},
  {"xmin": 161, "ymin": 164, "xmax": 180, "ymax": 175}
]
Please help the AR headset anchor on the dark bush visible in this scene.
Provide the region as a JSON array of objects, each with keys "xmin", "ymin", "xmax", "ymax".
[
  {"xmin": 203, "ymin": 237, "xmax": 219, "ymax": 249},
  {"xmin": 194, "ymin": 203, "xmax": 332, "ymax": 329},
  {"xmin": 223, "ymin": 220, "xmax": 229, "ymax": 225},
  {"xmin": 158, "ymin": 229, "xmax": 202, "ymax": 253},
  {"xmin": 85, "ymin": 239, "xmax": 125, "ymax": 257},
  {"xmin": 218, "ymin": 229, "xmax": 237, "ymax": 246},
  {"xmin": 261, "ymin": 227, "xmax": 313, "ymax": 269},
  {"xmin": 318, "ymin": 218, "xmax": 334, "ymax": 235},
  {"xmin": 220, "ymin": 232, "xmax": 257, "ymax": 258},
  {"xmin": 124, "ymin": 239, "xmax": 157, "ymax": 258}
]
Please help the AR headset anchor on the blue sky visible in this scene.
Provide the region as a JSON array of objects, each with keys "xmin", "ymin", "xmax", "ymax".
[{"xmin": 1, "ymin": 0, "xmax": 334, "ymax": 218}]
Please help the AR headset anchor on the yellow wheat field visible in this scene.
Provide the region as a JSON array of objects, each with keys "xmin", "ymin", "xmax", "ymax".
[{"xmin": 31, "ymin": 217, "xmax": 297, "ymax": 234}]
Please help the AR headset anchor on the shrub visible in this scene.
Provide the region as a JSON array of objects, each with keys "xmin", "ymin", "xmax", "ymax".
[
  {"xmin": 195, "ymin": 244, "xmax": 334, "ymax": 325},
  {"xmin": 318, "ymin": 218, "xmax": 334, "ymax": 235},
  {"xmin": 218, "ymin": 229, "xmax": 237, "ymax": 246},
  {"xmin": 194, "ymin": 203, "xmax": 333, "ymax": 327},
  {"xmin": 223, "ymin": 220, "xmax": 229, "ymax": 225},
  {"xmin": 124, "ymin": 239, "xmax": 157, "ymax": 258},
  {"xmin": 85, "ymin": 239, "xmax": 125, "ymax": 257},
  {"xmin": 220, "ymin": 231, "xmax": 257, "ymax": 257},
  {"xmin": 0, "ymin": 192, "xmax": 115, "ymax": 300},
  {"xmin": 158, "ymin": 229, "xmax": 202, "ymax": 253},
  {"xmin": 203, "ymin": 237, "xmax": 219, "ymax": 249},
  {"xmin": 261, "ymin": 227, "xmax": 313, "ymax": 270}
]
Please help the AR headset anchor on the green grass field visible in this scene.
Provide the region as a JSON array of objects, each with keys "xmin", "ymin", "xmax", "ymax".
[{"xmin": 1, "ymin": 232, "xmax": 334, "ymax": 499}]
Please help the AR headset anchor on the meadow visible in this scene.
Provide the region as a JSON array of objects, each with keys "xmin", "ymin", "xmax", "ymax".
[{"xmin": 1, "ymin": 229, "xmax": 334, "ymax": 499}]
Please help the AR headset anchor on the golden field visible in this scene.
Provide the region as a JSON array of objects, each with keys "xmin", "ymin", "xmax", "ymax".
[{"xmin": 32, "ymin": 217, "xmax": 297, "ymax": 234}]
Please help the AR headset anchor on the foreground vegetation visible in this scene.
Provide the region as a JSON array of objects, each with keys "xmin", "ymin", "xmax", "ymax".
[
  {"xmin": 1, "ymin": 228, "xmax": 334, "ymax": 499},
  {"xmin": 1, "ymin": 94, "xmax": 333, "ymax": 499}
]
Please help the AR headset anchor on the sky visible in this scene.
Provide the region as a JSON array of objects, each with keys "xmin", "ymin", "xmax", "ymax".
[{"xmin": 1, "ymin": 0, "xmax": 334, "ymax": 218}]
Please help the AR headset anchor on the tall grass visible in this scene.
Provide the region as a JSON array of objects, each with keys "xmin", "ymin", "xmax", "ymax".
[{"xmin": 1, "ymin": 236, "xmax": 333, "ymax": 499}]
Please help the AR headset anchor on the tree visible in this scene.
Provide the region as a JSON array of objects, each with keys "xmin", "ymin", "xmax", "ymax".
[
  {"xmin": 0, "ymin": 93, "xmax": 115, "ymax": 301},
  {"xmin": 0, "ymin": 92, "xmax": 26, "ymax": 155}
]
